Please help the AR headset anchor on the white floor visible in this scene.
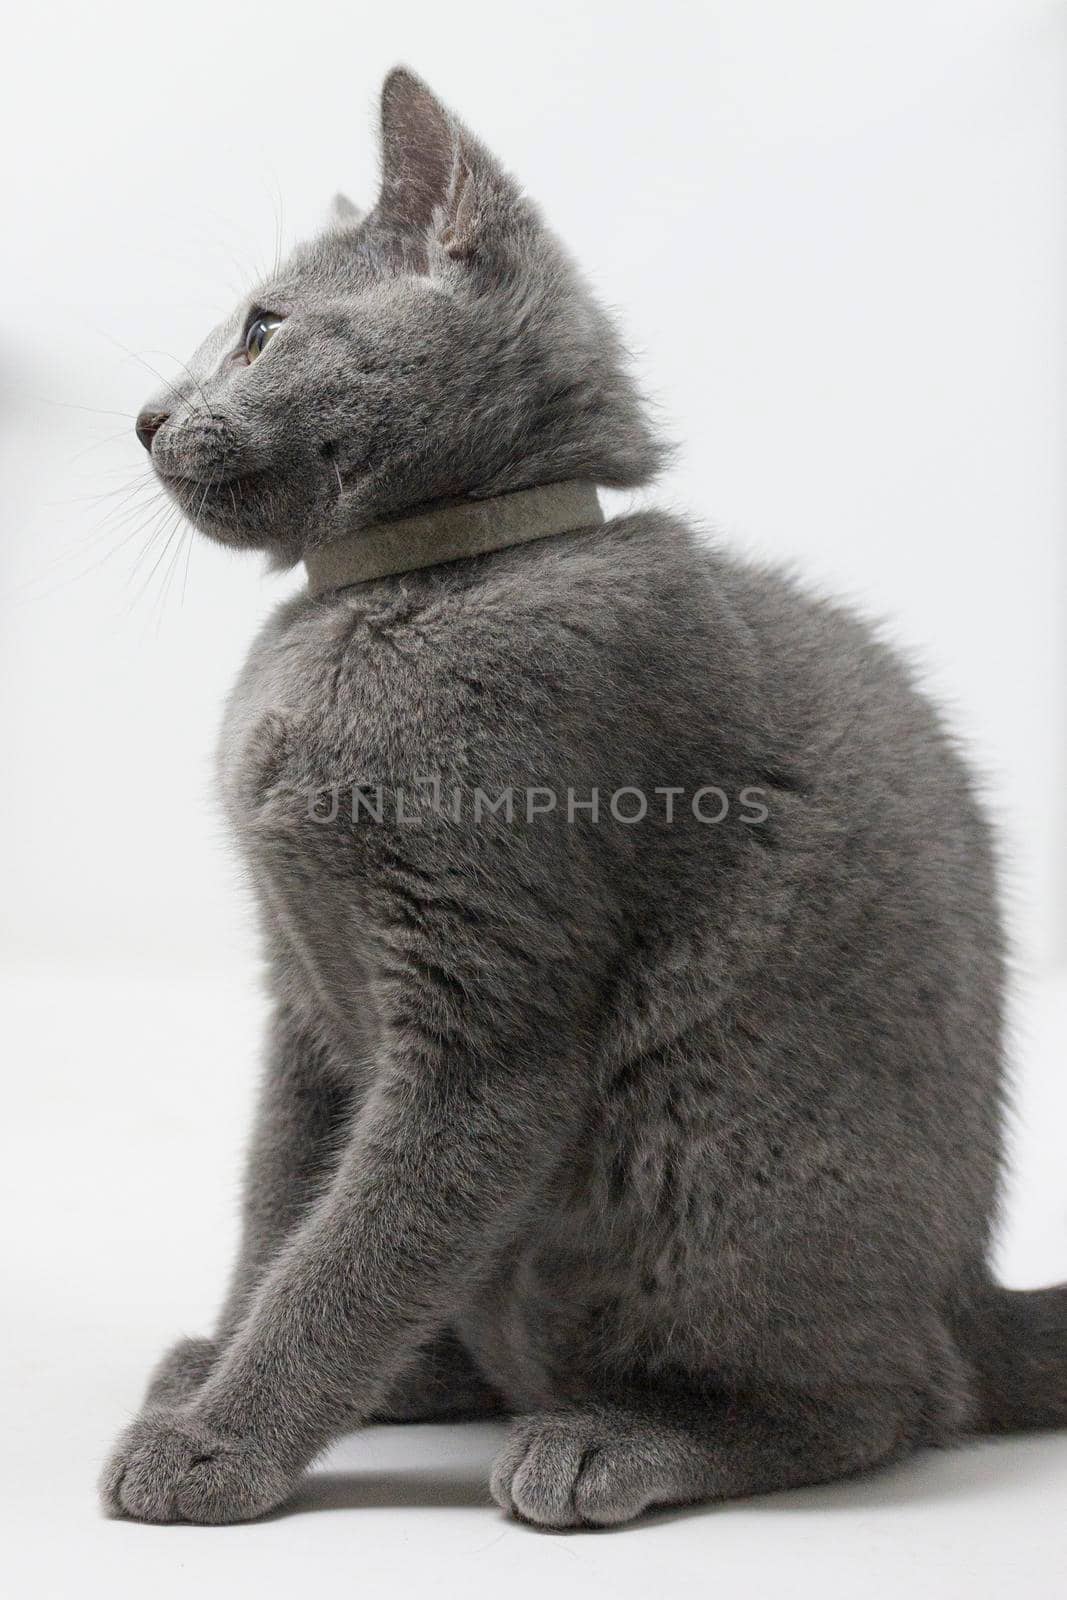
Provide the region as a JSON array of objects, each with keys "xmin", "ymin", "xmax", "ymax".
[{"xmin": 4, "ymin": 965, "xmax": 1066, "ymax": 1599}]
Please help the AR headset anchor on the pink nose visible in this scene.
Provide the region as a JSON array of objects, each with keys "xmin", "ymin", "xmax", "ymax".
[{"xmin": 135, "ymin": 410, "xmax": 169, "ymax": 452}]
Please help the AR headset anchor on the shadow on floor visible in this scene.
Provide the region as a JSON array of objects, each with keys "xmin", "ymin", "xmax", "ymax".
[{"xmin": 277, "ymin": 1425, "xmax": 1067, "ymax": 1532}]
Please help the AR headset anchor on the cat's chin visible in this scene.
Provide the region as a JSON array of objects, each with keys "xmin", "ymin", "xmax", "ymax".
[{"xmin": 156, "ymin": 470, "xmax": 279, "ymax": 553}]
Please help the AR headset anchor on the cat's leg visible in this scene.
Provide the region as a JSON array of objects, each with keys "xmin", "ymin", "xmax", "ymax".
[
  {"xmin": 100, "ymin": 715, "xmax": 606, "ymax": 1522},
  {"xmin": 490, "ymin": 1386, "xmax": 911, "ymax": 1528},
  {"xmin": 142, "ymin": 1338, "xmax": 220, "ymax": 1410},
  {"xmin": 142, "ymin": 1019, "xmax": 497, "ymax": 1425},
  {"xmin": 100, "ymin": 1052, "xmax": 576, "ymax": 1523},
  {"xmin": 373, "ymin": 1329, "xmax": 504, "ymax": 1423},
  {"xmin": 100, "ymin": 878, "xmax": 592, "ymax": 1520},
  {"xmin": 137, "ymin": 1005, "xmax": 352, "ymax": 1413},
  {"xmin": 146, "ymin": 1328, "xmax": 504, "ymax": 1424}
]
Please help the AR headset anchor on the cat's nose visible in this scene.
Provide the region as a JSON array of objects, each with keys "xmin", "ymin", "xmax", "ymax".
[{"xmin": 135, "ymin": 409, "xmax": 169, "ymax": 453}]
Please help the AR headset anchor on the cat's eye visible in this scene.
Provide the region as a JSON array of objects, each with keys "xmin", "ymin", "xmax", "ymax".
[{"xmin": 244, "ymin": 313, "xmax": 285, "ymax": 363}]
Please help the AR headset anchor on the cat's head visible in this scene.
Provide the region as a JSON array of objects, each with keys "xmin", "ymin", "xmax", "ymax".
[{"xmin": 135, "ymin": 68, "xmax": 665, "ymax": 566}]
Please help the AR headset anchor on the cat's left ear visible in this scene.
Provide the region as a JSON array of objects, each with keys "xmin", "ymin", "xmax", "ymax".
[{"xmin": 375, "ymin": 67, "xmax": 531, "ymax": 266}]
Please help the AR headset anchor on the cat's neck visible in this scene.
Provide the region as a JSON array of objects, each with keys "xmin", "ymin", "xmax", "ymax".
[{"xmin": 303, "ymin": 482, "xmax": 603, "ymax": 596}]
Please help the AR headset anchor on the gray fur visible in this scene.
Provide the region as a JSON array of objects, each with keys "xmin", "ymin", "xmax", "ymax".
[{"xmin": 101, "ymin": 67, "xmax": 1066, "ymax": 1528}]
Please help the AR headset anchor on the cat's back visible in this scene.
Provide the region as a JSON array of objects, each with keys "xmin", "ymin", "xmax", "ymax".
[{"xmin": 220, "ymin": 507, "xmax": 992, "ymax": 859}]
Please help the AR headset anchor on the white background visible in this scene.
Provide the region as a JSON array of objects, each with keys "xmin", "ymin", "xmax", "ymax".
[{"xmin": 2, "ymin": 2, "xmax": 1065, "ymax": 1596}]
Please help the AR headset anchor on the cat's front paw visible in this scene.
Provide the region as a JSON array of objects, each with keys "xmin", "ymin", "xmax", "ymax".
[
  {"xmin": 100, "ymin": 1409, "xmax": 296, "ymax": 1524},
  {"xmin": 490, "ymin": 1412, "xmax": 669, "ymax": 1528}
]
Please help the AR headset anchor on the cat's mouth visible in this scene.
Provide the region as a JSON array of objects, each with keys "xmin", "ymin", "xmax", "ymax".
[{"xmin": 156, "ymin": 467, "xmax": 269, "ymax": 497}]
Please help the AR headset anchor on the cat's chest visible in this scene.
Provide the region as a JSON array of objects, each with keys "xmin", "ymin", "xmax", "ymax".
[
  {"xmin": 218, "ymin": 592, "xmax": 444, "ymax": 831},
  {"xmin": 217, "ymin": 595, "xmax": 442, "ymax": 1055}
]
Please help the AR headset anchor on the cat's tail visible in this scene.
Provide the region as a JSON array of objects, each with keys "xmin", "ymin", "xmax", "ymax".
[{"xmin": 956, "ymin": 1279, "xmax": 1067, "ymax": 1433}]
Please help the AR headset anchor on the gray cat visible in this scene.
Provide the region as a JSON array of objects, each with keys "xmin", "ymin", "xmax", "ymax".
[{"xmin": 100, "ymin": 68, "xmax": 1066, "ymax": 1528}]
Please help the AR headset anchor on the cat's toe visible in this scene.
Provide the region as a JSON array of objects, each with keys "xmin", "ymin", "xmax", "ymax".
[
  {"xmin": 100, "ymin": 1410, "xmax": 293, "ymax": 1524},
  {"xmin": 569, "ymin": 1438, "xmax": 667, "ymax": 1525},
  {"xmin": 490, "ymin": 1412, "xmax": 665, "ymax": 1529},
  {"xmin": 490, "ymin": 1414, "xmax": 588, "ymax": 1527}
]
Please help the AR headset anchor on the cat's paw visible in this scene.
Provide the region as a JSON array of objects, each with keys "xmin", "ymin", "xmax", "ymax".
[
  {"xmin": 100, "ymin": 1409, "xmax": 295, "ymax": 1524},
  {"xmin": 490, "ymin": 1411, "xmax": 669, "ymax": 1529},
  {"xmin": 142, "ymin": 1337, "xmax": 219, "ymax": 1410}
]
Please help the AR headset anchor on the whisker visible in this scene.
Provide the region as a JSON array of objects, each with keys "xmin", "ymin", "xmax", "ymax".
[
  {"xmin": 18, "ymin": 483, "xmax": 172, "ymax": 606},
  {"xmin": 35, "ymin": 397, "xmax": 137, "ymax": 421},
  {"xmin": 127, "ymin": 503, "xmax": 185, "ymax": 601},
  {"xmin": 50, "ymin": 475, "xmax": 161, "ymax": 509},
  {"xmin": 68, "ymin": 427, "xmax": 139, "ymax": 465},
  {"xmin": 269, "ymin": 169, "xmax": 286, "ymax": 278},
  {"xmin": 13, "ymin": 474, "xmax": 165, "ymax": 597},
  {"xmin": 142, "ymin": 349, "xmax": 211, "ymax": 414},
  {"xmin": 180, "ymin": 516, "xmax": 195, "ymax": 607},
  {"xmin": 154, "ymin": 523, "xmax": 189, "ymax": 634},
  {"xmin": 93, "ymin": 329, "xmax": 191, "ymax": 416}
]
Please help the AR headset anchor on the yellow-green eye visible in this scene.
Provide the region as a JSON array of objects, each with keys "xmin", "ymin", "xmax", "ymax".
[{"xmin": 245, "ymin": 313, "xmax": 284, "ymax": 362}]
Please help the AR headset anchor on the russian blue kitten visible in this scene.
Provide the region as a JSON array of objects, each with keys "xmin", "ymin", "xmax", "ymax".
[{"xmin": 101, "ymin": 69, "xmax": 1066, "ymax": 1527}]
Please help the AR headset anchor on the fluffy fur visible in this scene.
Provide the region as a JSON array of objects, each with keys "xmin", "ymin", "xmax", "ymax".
[{"xmin": 101, "ymin": 68, "xmax": 1066, "ymax": 1528}]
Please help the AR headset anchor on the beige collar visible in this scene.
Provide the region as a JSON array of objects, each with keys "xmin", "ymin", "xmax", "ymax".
[{"xmin": 305, "ymin": 481, "xmax": 604, "ymax": 596}]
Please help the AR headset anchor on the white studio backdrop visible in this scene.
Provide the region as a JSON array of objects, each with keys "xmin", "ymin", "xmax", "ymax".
[
  {"xmin": 3, "ymin": 11, "xmax": 1067, "ymax": 1596},
  {"xmin": 1, "ymin": 0, "xmax": 1064, "ymax": 983}
]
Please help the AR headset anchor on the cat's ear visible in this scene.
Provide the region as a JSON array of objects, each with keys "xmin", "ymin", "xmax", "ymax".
[
  {"xmin": 329, "ymin": 192, "xmax": 364, "ymax": 228},
  {"xmin": 375, "ymin": 67, "xmax": 529, "ymax": 266},
  {"xmin": 377, "ymin": 68, "xmax": 456, "ymax": 236}
]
